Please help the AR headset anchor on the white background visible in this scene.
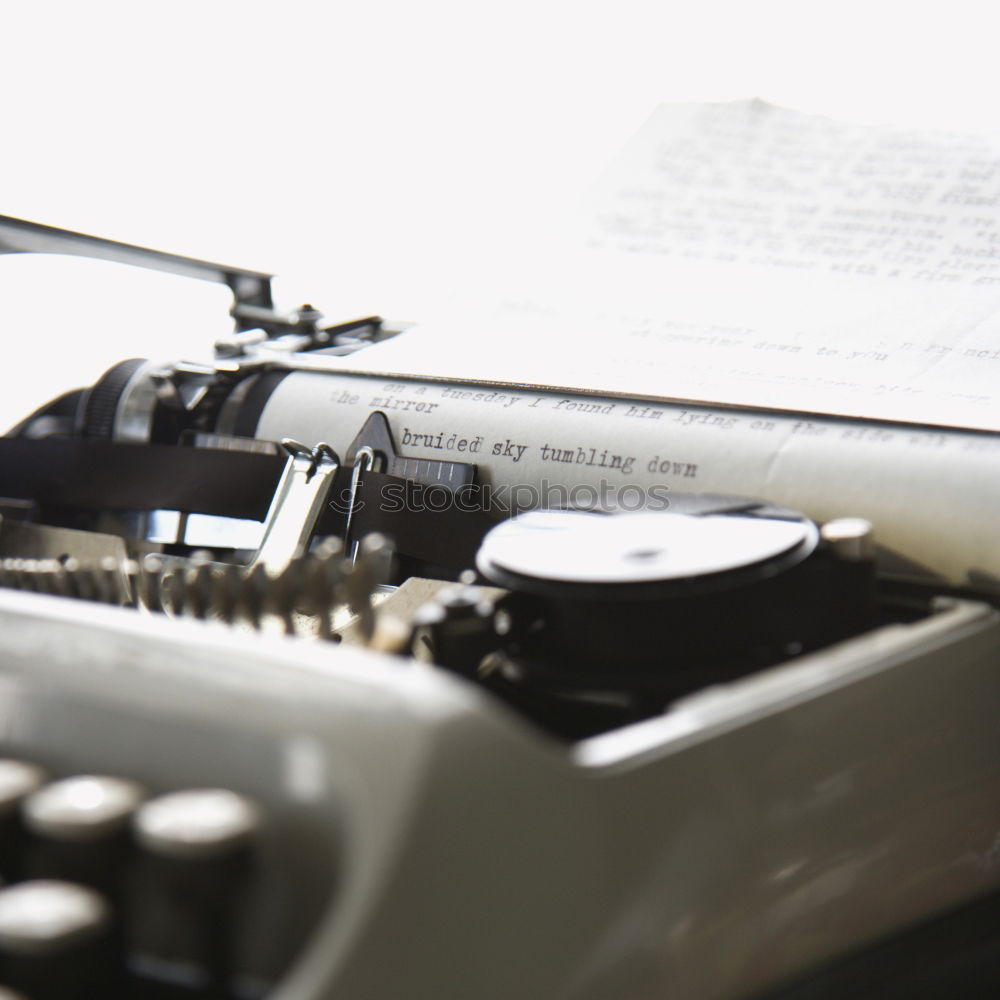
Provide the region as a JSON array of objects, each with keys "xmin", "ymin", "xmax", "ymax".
[{"xmin": 2, "ymin": 0, "xmax": 999, "ymax": 430}]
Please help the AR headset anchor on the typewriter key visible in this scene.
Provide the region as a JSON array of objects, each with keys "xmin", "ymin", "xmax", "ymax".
[
  {"xmin": 134, "ymin": 789, "xmax": 259, "ymax": 862},
  {"xmin": 0, "ymin": 880, "xmax": 113, "ymax": 999},
  {"xmin": 134, "ymin": 789, "xmax": 259, "ymax": 997},
  {"xmin": 0, "ymin": 761, "xmax": 48, "ymax": 881},
  {"xmin": 23, "ymin": 776, "xmax": 145, "ymax": 844},
  {"xmin": 22, "ymin": 774, "xmax": 145, "ymax": 944},
  {"xmin": 0, "ymin": 763, "xmax": 47, "ymax": 822}
]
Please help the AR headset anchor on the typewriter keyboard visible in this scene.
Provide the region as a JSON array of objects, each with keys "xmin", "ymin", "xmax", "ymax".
[{"xmin": 0, "ymin": 587, "xmax": 355, "ymax": 1000}]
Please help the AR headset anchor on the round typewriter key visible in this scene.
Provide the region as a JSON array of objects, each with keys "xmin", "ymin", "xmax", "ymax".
[
  {"xmin": 22, "ymin": 776, "xmax": 145, "ymax": 927},
  {"xmin": 134, "ymin": 790, "xmax": 259, "ymax": 996},
  {"xmin": 0, "ymin": 881, "xmax": 109, "ymax": 956},
  {"xmin": 134, "ymin": 789, "xmax": 260, "ymax": 861},
  {"xmin": 0, "ymin": 762, "xmax": 47, "ymax": 820},
  {"xmin": 23, "ymin": 776, "xmax": 144, "ymax": 843},
  {"xmin": 0, "ymin": 880, "xmax": 113, "ymax": 999},
  {"xmin": 0, "ymin": 761, "xmax": 48, "ymax": 882}
]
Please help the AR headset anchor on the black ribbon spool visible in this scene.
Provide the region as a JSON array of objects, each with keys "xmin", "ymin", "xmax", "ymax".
[{"xmin": 477, "ymin": 502, "xmax": 875, "ymax": 692}]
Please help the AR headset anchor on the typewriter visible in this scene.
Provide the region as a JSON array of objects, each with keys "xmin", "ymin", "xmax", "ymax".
[{"xmin": 1, "ymin": 102, "xmax": 1000, "ymax": 1000}]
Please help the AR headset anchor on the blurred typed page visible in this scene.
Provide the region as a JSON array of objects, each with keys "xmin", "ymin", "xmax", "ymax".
[{"xmin": 328, "ymin": 99, "xmax": 1000, "ymax": 432}]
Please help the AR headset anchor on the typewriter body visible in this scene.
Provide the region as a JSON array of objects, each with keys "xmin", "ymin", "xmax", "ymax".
[{"xmin": 0, "ymin": 210, "xmax": 999, "ymax": 1000}]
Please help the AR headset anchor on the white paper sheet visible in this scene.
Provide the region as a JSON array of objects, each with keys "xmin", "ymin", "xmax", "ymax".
[{"xmin": 317, "ymin": 100, "xmax": 1000, "ymax": 431}]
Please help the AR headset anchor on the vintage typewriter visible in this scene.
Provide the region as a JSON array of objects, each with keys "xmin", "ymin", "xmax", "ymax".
[{"xmin": 1, "ymin": 103, "xmax": 1000, "ymax": 999}]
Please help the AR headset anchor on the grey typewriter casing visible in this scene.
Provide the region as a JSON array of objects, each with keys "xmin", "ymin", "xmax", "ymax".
[{"xmin": 4, "ymin": 582, "xmax": 1000, "ymax": 999}]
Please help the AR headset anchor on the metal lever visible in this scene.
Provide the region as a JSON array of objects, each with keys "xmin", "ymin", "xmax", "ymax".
[
  {"xmin": 250, "ymin": 441, "xmax": 340, "ymax": 575},
  {"xmin": 344, "ymin": 446, "xmax": 378, "ymax": 565},
  {"xmin": 0, "ymin": 214, "xmax": 274, "ymax": 324}
]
